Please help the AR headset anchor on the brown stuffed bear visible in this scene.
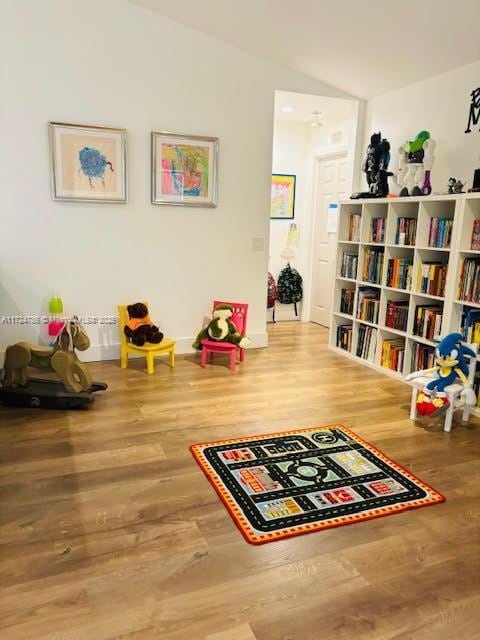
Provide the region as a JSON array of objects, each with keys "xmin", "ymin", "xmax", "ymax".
[{"xmin": 124, "ymin": 302, "xmax": 163, "ymax": 347}]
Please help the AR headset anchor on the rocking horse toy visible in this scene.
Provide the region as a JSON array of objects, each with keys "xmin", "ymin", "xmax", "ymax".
[{"xmin": 0, "ymin": 316, "xmax": 107, "ymax": 409}]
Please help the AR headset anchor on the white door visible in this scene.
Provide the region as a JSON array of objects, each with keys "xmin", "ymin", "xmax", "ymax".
[{"xmin": 310, "ymin": 154, "xmax": 348, "ymax": 327}]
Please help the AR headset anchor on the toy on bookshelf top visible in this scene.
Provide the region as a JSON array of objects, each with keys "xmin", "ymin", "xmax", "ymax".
[
  {"xmin": 397, "ymin": 131, "xmax": 436, "ymax": 197},
  {"xmin": 351, "ymin": 132, "xmax": 393, "ymax": 199},
  {"xmin": 447, "ymin": 177, "xmax": 465, "ymax": 194},
  {"xmin": 468, "ymin": 167, "xmax": 480, "ymax": 193}
]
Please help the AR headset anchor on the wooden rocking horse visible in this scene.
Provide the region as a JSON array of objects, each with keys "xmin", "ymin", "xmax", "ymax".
[{"xmin": 0, "ymin": 317, "xmax": 107, "ymax": 409}]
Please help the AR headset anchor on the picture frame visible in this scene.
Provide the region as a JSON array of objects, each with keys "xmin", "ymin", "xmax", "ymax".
[
  {"xmin": 151, "ymin": 131, "xmax": 219, "ymax": 207},
  {"xmin": 270, "ymin": 174, "xmax": 296, "ymax": 220},
  {"xmin": 49, "ymin": 122, "xmax": 127, "ymax": 203}
]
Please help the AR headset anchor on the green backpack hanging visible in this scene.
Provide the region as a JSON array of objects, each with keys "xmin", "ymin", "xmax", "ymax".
[{"xmin": 277, "ymin": 263, "xmax": 303, "ymax": 316}]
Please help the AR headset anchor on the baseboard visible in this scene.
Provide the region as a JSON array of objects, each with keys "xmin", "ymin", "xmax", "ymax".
[{"xmin": 0, "ymin": 332, "xmax": 269, "ymax": 364}]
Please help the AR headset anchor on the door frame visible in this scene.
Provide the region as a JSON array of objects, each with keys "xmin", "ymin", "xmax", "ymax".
[{"xmin": 303, "ymin": 147, "xmax": 350, "ymax": 324}]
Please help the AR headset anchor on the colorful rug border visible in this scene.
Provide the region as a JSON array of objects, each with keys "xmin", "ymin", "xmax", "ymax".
[{"xmin": 190, "ymin": 424, "xmax": 446, "ymax": 545}]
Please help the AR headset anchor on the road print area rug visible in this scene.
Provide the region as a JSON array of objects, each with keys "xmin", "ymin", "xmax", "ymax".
[{"xmin": 190, "ymin": 425, "xmax": 445, "ymax": 544}]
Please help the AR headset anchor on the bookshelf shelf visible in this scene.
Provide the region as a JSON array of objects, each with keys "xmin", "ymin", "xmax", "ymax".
[{"xmin": 329, "ymin": 194, "xmax": 480, "ymax": 417}]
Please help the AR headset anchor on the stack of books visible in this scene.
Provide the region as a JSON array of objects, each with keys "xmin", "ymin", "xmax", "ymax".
[
  {"xmin": 461, "ymin": 307, "xmax": 480, "ymax": 343},
  {"xmin": 362, "ymin": 248, "xmax": 384, "ymax": 284},
  {"xmin": 395, "ymin": 217, "xmax": 417, "ymax": 245},
  {"xmin": 428, "ymin": 217, "xmax": 453, "ymax": 248},
  {"xmin": 413, "ymin": 305, "xmax": 443, "ymax": 340},
  {"xmin": 411, "ymin": 342, "xmax": 435, "ymax": 372},
  {"xmin": 356, "ymin": 325, "xmax": 377, "ymax": 362},
  {"xmin": 471, "ymin": 219, "xmax": 480, "ymax": 250},
  {"xmin": 340, "ymin": 253, "xmax": 358, "ymax": 279},
  {"xmin": 369, "ymin": 217, "xmax": 385, "ymax": 243},
  {"xmin": 386, "ymin": 258, "xmax": 413, "ymax": 290},
  {"xmin": 417, "ymin": 261, "xmax": 447, "ymax": 297},
  {"xmin": 357, "ymin": 287, "xmax": 380, "ymax": 324},
  {"xmin": 385, "ymin": 300, "xmax": 409, "ymax": 332},
  {"xmin": 458, "ymin": 257, "xmax": 480, "ymax": 303},
  {"xmin": 337, "ymin": 325, "xmax": 352, "ymax": 351},
  {"xmin": 340, "ymin": 289, "xmax": 355, "ymax": 315},
  {"xmin": 347, "ymin": 214, "xmax": 361, "ymax": 241},
  {"xmin": 381, "ymin": 339, "xmax": 405, "ymax": 372}
]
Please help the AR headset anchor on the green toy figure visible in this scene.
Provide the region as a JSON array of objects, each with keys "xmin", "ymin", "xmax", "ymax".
[{"xmin": 193, "ymin": 303, "xmax": 250, "ymax": 350}]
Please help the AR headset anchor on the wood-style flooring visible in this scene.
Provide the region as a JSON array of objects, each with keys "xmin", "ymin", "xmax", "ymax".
[{"xmin": 1, "ymin": 322, "xmax": 479, "ymax": 639}]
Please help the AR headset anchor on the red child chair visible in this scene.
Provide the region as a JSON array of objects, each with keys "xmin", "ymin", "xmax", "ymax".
[{"xmin": 201, "ymin": 301, "xmax": 249, "ymax": 371}]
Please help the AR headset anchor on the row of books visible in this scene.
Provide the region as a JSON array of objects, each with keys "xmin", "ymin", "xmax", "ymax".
[
  {"xmin": 461, "ymin": 307, "xmax": 480, "ymax": 344},
  {"xmin": 356, "ymin": 325, "xmax": 377, "ymax": 362},
  {"xmin": 413, "ymin": 304, "xmax": 443, "ymax": 341},
  {"xmin": 369, "ymin": 217, "xmax": 385, "ymax": 243},
  {"xmin": 458, "ymin": 258, "xmax": 480, "ymax": 304},
  {"xmin": 472, "ymin": 219, "xmax": 480, "ymax": 251},
  {"xmin": 347, "ymin": 214, "xmax": 361, "ymax": 242},
  {"xmin": 362, "ymin": 248, "xmax": 384, "ymax": 284},
  {"xmin": 428, "ymin": 217, "xmax": 453, "ymax": 249},
  {"xmin": 385, "ymin": 300, "xmax": 409, "ymax": 332},
  {"xmin": 340, "ymin": 253, "xmax": 358, "ymax": 279},
  {"xmin": 417, "ymin": 261, "xmax": 447, "ymax": 297},
  {"xmin": 386, "ymin": 258, "xmax": 413, "ymax": 290},
  {"xmin": 357, "ymin": 288, "xmax": 380, "ymax": 324},
  {"xmin": 340, "ymin": 288, "xmax": 355, "ymax": 316},
  {"xmin": 381, "ymin": 339, "xmax": 405, "ymax": 372},
  {"xmin": 395, "ymin": 217, "xmax": 417, "ymax": 246},
  {"xmin": 337, "ymin": 325, "xmax": 352, "ymax": 351},
  {"xmin": 411, "ymin": 342, "xmax": 435, "ymax": 372}
]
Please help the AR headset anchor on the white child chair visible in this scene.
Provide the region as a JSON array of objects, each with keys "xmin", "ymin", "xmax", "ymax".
[{"xmin": 408, "ymin": 341, "xmax": 478, "ymax": 433}]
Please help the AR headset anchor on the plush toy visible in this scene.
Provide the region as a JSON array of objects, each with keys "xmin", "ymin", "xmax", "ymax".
[
  {"xmin": 192, "ymin": 303, "xmax": 250, "ymax": 350},
  {"xmin": 406, "ymin": 333, "xmax": 477, "ymax": 417},
  {"xmin": 124, "ymin": 302, "xmax": 163, "ymax": 347}
]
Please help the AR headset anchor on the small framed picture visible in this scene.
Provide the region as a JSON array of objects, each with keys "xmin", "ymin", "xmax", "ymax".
[
  {"xmin": 151, "ymin": 131, "xmax": 218, "ymax": 207},
  {"xmin": 49, "ymin": 122, "xmax": 127, "ymax": 203},
  {"xmin": 271, "ymin": 174, "xmax": 296, "ymax": 219}
]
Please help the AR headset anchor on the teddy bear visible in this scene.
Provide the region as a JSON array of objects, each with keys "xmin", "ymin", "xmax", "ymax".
[
  {"xmin": 124, "ymin": 302, "xmax": 163, "ymax": 347},
  {"xmin": 192, "ymin": 303, "xmax": 250, "ymax": 350}
]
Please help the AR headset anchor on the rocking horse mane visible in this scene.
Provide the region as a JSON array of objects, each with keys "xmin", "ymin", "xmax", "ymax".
[{"xmin": 53, "ymin": 316, "xmax": 85, "ymax": 351}]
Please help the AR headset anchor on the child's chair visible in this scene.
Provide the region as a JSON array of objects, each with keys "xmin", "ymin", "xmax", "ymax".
[
  {"xmin": 201, "ymin": 301, "xmax": 248, "ymax": 372},
  {"xmin": 118, "ymin": 303, "xmax": 175, "ymax": 374},
  {"xmin": 409, "ymin": 341, "xmax": 478, "ymax": 432}
]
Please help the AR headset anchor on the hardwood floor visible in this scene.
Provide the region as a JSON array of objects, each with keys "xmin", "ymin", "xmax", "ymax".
[{"xmin": 1, "ymin": 322, "xmax": 479, "ymax": 640}]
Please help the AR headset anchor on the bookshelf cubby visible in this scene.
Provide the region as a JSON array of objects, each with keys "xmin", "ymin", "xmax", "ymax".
[{"xmin": 329, "ymin": 193, "xmax": 480, "ymax": 416}]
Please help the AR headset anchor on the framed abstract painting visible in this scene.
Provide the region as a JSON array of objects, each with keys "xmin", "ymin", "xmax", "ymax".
[
  {"xmin": 49, "ymin": 122, "xmax": 127, "ymax": 203},
  {"xmin": 151, "ymin": 131, "xmax": 219, "ymax": 207},
  {"xmin": 271, "ymin": 174, "xmax": 296, "ymax": 219}
]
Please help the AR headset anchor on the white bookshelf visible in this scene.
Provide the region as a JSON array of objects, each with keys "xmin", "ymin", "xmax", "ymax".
[{"xmin": 329, "ymin": 193, "xmax": 480, "ymax": 416}]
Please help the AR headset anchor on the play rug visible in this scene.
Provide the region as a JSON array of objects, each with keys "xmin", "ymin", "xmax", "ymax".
[{"xmin": 190, "ymin": 424, "xmax": 444, "ymax": 544}]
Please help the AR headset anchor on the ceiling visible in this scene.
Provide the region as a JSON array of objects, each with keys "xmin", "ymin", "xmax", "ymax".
[
  {"xmin": 274, "ymin": 91, "xmax": 355, "ymax": 125},
  {"xmin": 131, "ymin": 0, "xmax": 480, "ymax": 98}
]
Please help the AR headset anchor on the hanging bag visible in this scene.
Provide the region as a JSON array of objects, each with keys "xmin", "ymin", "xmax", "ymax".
[{"xmin": 277, "ymin": 263, "xmax": 303, "ymax": 317}]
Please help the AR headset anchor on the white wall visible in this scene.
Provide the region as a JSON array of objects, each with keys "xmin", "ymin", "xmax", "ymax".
[
  {"xmin": 364, "ymin": 60, "xmax": 480, "ymax": 194},
  {"xmin": 269, "ymin": 106, "xmax": 359, "ymax": 322},
  {"xmin": 269, "ymin": 120, "xmax": 309, "ymax": 321},
  {"xmin": 0, "ymin": 0, "xmax": 354, "ymax": 360}
]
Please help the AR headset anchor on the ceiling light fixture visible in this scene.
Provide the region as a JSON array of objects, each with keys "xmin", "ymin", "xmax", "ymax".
[
  {"xmin": 311, "ymin": 111, "xmax": 324, "ymax": 127},
  {"xmin": 281, "ymin": 105, "xmax": 294, "ymax": 113}
]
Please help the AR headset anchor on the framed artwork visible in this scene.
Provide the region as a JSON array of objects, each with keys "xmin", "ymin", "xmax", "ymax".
[
  {"xmin": 49, "ymin": 122, "xmax": 127, "ymax": 203},
  {"xmin": 271, "ymin": 174, "xmax": 296, "ymax": 219},
  {"xmin": 151, "ymin": 131, "xmax": 219, "ymax": 207}
]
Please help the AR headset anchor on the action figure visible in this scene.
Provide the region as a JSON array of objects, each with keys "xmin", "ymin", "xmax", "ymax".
[
  {"xmin": 351, "ymin": 132, "xmax": 392, "ymax": 199},
  {"xmin": 397, "ymin": 131, "xmax": 436, "ymax": 197}
]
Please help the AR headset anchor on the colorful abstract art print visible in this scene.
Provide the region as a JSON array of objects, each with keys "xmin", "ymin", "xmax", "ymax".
[
  {"xmin": 271, "ymin": 174, "xmax": 296, "ymax": 219},
  {"xmin": 190, "ymin": 424, "xmax": 445, "ymax": 544},
  {"xmin": 151, "ymin": 131, "xmax": 218, "ymax": 207},
  {"xmin": 49, "ymin": 122, "xmax": 127, "ymax": 203}
]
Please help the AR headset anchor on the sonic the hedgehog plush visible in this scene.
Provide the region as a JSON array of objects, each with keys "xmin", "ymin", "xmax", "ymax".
[{"xmin": 406, "ymin": 333, "xmax": 477, "ymax": 416}]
